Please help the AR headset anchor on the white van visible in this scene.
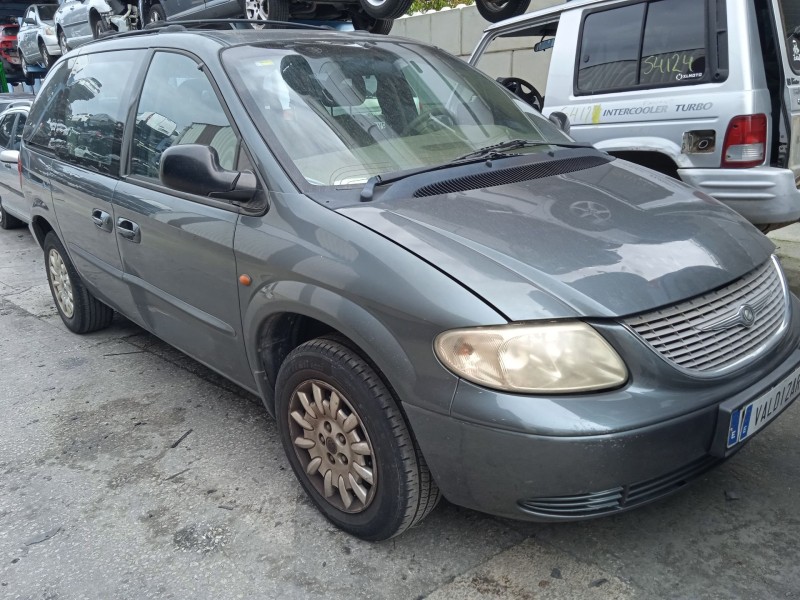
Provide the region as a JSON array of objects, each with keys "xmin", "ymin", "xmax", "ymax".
[{"xmin": 471, "ymin": 0, "xmax": 800, "ymax": 230}]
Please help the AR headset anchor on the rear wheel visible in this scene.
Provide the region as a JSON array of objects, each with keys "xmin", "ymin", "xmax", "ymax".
[
  {"xmin": 0, "ymin": 199, "xmax": 23, "ymax": 230},
  {"xmin": 275, "ymin": 337, "xmax": 440, "ymax": 540},
  {"xmin": 20, "ymin": 55, "xmax": 34, "ymax": 86},
  {"xmin": 43, "ymin": 232, "xmax": 114, "ymax": 334},
  {"xmin": 475, "ymin": 0, "xmax": 531, "ymax": 22}
]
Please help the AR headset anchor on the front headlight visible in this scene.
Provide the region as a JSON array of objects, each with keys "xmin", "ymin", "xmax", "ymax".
[
  {"xmin": 44, "ymin": 26, "xmax": 54, "ymax": 35},
  {"xmin": 434, "ymin": 322, "xmax": 628, "ymax": 394}
]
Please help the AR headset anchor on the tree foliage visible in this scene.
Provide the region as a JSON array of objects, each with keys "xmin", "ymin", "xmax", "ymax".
[{"xmin": 408, "ymin": 0, "xmax": 469, "ymax": 13}]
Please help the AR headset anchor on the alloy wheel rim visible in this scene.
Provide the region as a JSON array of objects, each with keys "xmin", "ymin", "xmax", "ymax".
[
  {"xmin": 287, "ymin": 380, "xmax": 376, "ymax": 513},
  {"xmin": 245, "ymin": 0, "xmax": 268, "ymax": 21},
  {"xmin": 59, "ymin": 34, "xmax": 67, "ymax": 54},
  {"xmin": 40, "ymin": 45, "xmax": 49, "ymax": 67},
  {"xmin": 363, "ymin": 0, "xmax": 389, "ymax": 7},
  {"xmin": 48, "ymin": 249, "xmax": 74, "ymax": 318}
]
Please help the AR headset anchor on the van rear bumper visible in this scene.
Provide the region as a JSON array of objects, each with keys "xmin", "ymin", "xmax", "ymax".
[{"xmin": 678, "ymin": 166, "xmax": 800, "ymax": 226}]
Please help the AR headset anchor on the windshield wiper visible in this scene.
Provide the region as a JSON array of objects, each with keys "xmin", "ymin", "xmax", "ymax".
[
  {"xmin": 452, "ymin": 139, "xmax": 592, "ymax": 162},
  {"xmin": 358, "ymin": 139, "xmax": 593, "ymax": 202}
]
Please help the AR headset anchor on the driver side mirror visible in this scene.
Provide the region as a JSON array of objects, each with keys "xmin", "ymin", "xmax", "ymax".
[
  {"xmin": 160, "ymin": 144, "xmax": 257, "ymax": 202},
  {"xmin": 548, "ymin": 111, "xmax": 571, "ymax": 135},
  {"xmin": 23, "ymin": 17, "xmax": 36, "ymax": 25}
]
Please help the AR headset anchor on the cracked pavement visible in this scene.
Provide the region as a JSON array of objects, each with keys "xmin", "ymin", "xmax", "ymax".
[{"xmin": 0, "ymin": 226, "xmax": 799, "ymax": 599}]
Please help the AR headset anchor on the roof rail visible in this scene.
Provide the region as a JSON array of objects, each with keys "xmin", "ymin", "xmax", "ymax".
[{"xmin": 143, "ymin": 18, "xmax": 332, "ymax": 31}]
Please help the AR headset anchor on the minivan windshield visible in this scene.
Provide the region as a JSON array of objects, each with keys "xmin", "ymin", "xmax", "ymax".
[
  {"xmin": 223, "ymin": 41, "xmax": 571, "ymax": 187},
  {"xmin": 38, "ymin": 5, "xmax": 58, "ymax": 20}
]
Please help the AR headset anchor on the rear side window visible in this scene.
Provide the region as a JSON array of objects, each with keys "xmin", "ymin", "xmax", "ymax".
[
  {"xmin": 780, "ymin": 0, "xmax": 800, "ymax": 73},
  {"xmin": 130, "ymin": 52, "xmax": 238, "ymax": 182},
  {"xmin": 26, "ymin": 51, "xmax": 144, "ymax": 176},
  {"xmin": 578, "ymin": 0, "xmax": 708, "ymax": 93}
]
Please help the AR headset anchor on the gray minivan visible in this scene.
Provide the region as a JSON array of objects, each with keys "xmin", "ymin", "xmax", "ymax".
[
  {"xmin": 472, "ymin": 0, "xmax": 800, "ymax": 230},
  {"xmin": 20, "ymin": 23, "xmax": 800, "ymax": 540}
]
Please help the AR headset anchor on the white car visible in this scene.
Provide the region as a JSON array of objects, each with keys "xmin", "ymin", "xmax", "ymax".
[
  {"xmin": 17, "ymin": 4, "xmax": 61, "ymax": 82},
  {"xmin": 55, "ymin": 0, "xmax": 138, "ymax": 53}
]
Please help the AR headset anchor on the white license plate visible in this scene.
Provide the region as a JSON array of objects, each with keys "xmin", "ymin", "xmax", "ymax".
[{"xmin": 727, "ymin": 365, "xmax": 800, "ymax": 448}]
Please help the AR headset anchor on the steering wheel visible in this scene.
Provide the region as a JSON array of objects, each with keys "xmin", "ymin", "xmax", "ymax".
[
  {"xmin": 497, "ymin": 77, "xmax": 544, "ymax": 112},
  {"xmin": 402, "ymin": 108, "xmax": 459, "ymax": 136}
]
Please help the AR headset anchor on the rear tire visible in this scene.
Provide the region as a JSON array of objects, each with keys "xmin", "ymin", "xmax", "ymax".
[
  {"xmin": 43, "ymin": 232, "xmax": 114, "ymax": 334},
  {"xmin": 275, "ymin": 337, "xmax": 440, "ymax": 540},
  {"xmin": 20, "ymin": 55, "xmax": 34, "ymax": 86},
  {"xmin": 0, "ymin": 199, "xmax": 23, "ymax": 230},
  {"xmin": 475, "ymin": 0, "xmax": 531, "ymax": 22}
]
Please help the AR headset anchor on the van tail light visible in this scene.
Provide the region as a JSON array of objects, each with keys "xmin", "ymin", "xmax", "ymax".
[{"xmin": 721, "ymin": 114, "xmax": 767, "ymax": 168}]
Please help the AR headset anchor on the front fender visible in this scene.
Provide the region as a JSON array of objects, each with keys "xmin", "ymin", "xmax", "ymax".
[{"xmin": 242, "ymin": 280, "xmax": 457, "ymax": 418}]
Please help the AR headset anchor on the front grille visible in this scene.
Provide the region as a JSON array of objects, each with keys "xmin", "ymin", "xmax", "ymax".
[
  {"xmin": 518, "ymin": 456, "xmax": 720, "ymax": 518},
  {"xmin": 412, "ymin": 155, "xmax": 611, "ymax": 197},
  {"xmin": 625, "ymin": 257, "xmax": 788, "ymax": 374}
]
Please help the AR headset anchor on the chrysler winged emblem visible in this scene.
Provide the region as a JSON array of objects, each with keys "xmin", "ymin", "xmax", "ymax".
[{"xmin": 697, "ymin": 296, "xmax": 769, "ymax": 332}]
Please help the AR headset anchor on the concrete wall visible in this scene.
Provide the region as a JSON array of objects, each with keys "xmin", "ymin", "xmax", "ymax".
[{"xmin": 390, "ymin": 0, "xmax": 561, "ymax": 93}]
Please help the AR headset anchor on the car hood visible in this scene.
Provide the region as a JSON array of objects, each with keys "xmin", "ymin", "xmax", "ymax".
[{"xmin": 338, "ymin": 157, "xmax": 775, "ymax": 321}]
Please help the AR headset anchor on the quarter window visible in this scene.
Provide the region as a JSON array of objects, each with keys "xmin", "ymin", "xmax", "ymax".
[
  {"xmin": 578, "ymin": 0, "xmax": 708, "ymax": 93},
  {"xmin": 130, "ymin": 52, "xmax": 238, "ymax": 182}
]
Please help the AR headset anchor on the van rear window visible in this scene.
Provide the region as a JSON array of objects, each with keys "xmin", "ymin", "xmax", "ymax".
[
  {"xmin": 780, "ymin": 0, "xmax": 800, "ymax": 73},
  {"xmin": 578, "ymin": 0, "xmax": 708, "ymax": 94}
]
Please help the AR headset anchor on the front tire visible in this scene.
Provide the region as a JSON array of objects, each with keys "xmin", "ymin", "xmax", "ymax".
[
  {"xmin": 39, "ymin": 40, "xmax": 53, "ymax": 68},
  {"xmin": 43, "ymin": 232, "xmax": 114, "ymax": 334},
  {"xmin": 58, "ymin": 29, "xmax": 69, "ymax": 55},
  {"xmin": 275, "ymin": 337, "xmax": 440, "ymax": 540},
  {"xmin": 148, "ymin": 3, "xmax": 166, "ymax": 23},
  {"xmin": 243, "ymin": 0, "xmax": 290, "ymax": 27},
  {"xmin": 350, "ymin": 10, "xmax": 393, "ymax": 34},
  {"xmin": 475, "ymin": 0, "xmax": 531, "ymax": 22},
  {"xmin": 358, "ymin": 0, "xmax": 412, "ymax": 20}
]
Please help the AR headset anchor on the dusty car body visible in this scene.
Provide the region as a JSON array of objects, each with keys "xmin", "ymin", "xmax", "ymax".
[{"xmin": 19, "ymin": 24, "xmax": 800, "ymax": 540}]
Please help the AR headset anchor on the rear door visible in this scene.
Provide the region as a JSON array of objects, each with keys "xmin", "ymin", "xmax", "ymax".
[
  {"xmin": 114, "ymin": 50, "xmax": 254, "ymax": 387},
  {"xmin": 777, "ymin": 0, "xmax": 800, "ymax": 184},
  {"xmin": 27, "ymin": 51, "xmax": 146, "ymax": 312}
]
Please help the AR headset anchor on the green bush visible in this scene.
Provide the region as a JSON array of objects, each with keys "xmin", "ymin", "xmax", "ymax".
[{"xmin": 408, "ymin": 0, "xmax": 470, "ymax": 13}]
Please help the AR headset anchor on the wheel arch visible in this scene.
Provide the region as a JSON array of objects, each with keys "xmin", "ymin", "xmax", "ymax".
[
  {"xmin": 30, "ymin": 214, "xmax": 56, "ymax": 249},
  {"xmin": 243, "ymin": 281, "xmax": 416, "ymax": 418},
  {"xmin": 591, "ymin": 137, "xmax": 688, "ymax": 171},
  {"xmin": 608, "ymin": 150, "xmax": 681, "ymax": 179}
]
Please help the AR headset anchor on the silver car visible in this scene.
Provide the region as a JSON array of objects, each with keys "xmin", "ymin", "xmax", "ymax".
[
  {"xmin": 0, "ymin": 104, "xmax": 28, "ymax": 229},
  {"xmin": 17, "ymin": 3, "xmax": 61, "ymax": 81},
  {"xmin": 55, "ymin": 0, "xmax": 138, "ymax": 52}
]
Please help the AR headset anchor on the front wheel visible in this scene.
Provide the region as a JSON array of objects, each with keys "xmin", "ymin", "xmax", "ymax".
[
  {"xmin": 350, "ymin": 10, "xmax": 393, "ymax": 34},
  {"xmin": 243, "ymin": 0, "xmax": 290, "ymax": 26},
  {"xmin": 58, "ymin": 29, "xmax": 69, "ymax": 55},
  {"xmin": 358, "ymin": 0, "xmax": 412, "ymax": 20},
  {"xmin": 43, "ymin": 232, "xmax": 114, "ymax": 334},
  {"xmin": 475, "ymin": 0, "xmax": 531, "ymax": 22},
  {"xmin": 20, "ymin": 55, "xmax": 34, "ymax": 86},
  {"xmin": 148, "ymin": 3, "xmax": 166, "ymax": 23},
  {"xmin": 39, "ymin": 41, "xmax": 53, "ymax": 68},
  {"xmin": 275, "ymin": 337, "xmax": 440, "ymax": 540}
]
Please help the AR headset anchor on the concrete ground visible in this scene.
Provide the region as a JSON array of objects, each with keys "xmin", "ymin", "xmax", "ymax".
[{"xmin": 0, "ymin": 224, "xmax": 798, "ymax": 600}]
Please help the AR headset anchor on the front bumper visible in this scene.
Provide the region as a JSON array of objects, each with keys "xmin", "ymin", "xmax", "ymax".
[
  {"xmin": 406, "ymin": 341, "xmax": 800, "ymax": 522},
  {"xmin": 678, "ymin": 166, "xmax": 800, "ymax": 225}
]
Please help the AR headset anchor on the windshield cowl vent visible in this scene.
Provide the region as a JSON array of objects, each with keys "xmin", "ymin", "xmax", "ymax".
[{"xmin": 412, "ymin": 155, "xmax": 612, "ymax": 198}]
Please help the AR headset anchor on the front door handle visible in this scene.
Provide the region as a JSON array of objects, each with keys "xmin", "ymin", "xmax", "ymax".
[
  {"xmin": 116, "ymin": 217, "xmax": 141, "ymax": 243},
  {"xmin": 91, "ymin": 208, "xmax": 112, "ymax": 232}
]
